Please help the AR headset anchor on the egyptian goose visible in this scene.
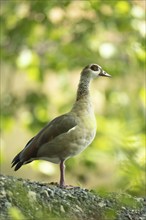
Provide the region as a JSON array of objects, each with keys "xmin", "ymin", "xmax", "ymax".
[{"xmin": 12, "ymin": 64, "xmax": 111, "ymax": 187}]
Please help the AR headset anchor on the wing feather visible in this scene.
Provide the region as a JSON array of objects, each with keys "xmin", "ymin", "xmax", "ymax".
[{"xmin": 11, "ymin": 113, "xmax": 77, "ymax": 170}]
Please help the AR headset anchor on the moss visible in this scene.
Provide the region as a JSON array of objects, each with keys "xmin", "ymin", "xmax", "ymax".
[{"xmin": 0, "ymin": 175, "xmax": 145, "ymax": 220}]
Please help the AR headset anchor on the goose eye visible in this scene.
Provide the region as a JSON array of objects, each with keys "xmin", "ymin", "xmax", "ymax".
[{"xmin": 90, "ymin": 65, "xmax": 99, "ymax": 71}]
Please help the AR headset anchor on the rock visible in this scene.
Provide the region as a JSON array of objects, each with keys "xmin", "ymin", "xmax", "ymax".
[{"xmin": 0, "ymin": 174, "xmax": 145, "ymax": 220}]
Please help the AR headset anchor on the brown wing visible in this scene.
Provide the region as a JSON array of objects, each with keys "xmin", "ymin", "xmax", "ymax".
[
  {"xmin": 11, "ymin": 113, "xmax": 77, "ymax": 170},
  {"xmin": 36, "ymin": 114, "xmax": 77, "ymax": 145}
]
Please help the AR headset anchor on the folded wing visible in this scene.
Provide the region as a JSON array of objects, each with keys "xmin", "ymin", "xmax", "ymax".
[{"xmin": 11, "ymin": 113, "xmax": 77, "ymax": 170}]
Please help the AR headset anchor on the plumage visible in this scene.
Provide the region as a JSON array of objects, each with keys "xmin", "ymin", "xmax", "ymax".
[{"xmin": 11, "ymin": 64, "xmax": 111, "ymax": 187}]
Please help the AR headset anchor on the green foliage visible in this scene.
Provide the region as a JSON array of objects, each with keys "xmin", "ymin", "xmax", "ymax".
[{"xmin": 1, "ymin": 1, "xmax": 145, "ymax": 196}]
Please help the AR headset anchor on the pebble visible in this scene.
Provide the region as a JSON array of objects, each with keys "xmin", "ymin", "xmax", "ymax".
[{"xmin": 0, "ymin": 174, "xmax": 145, "ymax": 220}]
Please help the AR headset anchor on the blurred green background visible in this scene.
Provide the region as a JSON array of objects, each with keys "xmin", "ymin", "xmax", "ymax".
[{"xmin": 0, "ymin": 0, "xmax": 145, "ymax": 196}]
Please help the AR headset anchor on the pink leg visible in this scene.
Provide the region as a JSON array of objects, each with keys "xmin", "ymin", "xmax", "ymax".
[{"xmin": 59, "ymin": 159, "xmax": 65, "ymax": 187}]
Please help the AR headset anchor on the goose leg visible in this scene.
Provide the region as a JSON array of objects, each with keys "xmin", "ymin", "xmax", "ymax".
[{"xmin": 59, "ymin": 159, "xmax": 65, "ymax": 187}]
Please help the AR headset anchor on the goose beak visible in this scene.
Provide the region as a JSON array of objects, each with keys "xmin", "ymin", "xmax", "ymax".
[{"xmin": 99, "ymin": 70, "xmax": 111, "ymax": 77}]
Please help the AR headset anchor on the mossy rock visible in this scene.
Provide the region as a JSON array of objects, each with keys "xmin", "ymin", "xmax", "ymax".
[{"xmin": 0, "ymin": 175, "xmax": 145, "ymax": 220}]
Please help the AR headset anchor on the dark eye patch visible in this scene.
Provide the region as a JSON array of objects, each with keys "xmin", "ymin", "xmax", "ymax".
[{"xmin": 90, "ymin": 64, "xmax": 99, "ymax": 71}]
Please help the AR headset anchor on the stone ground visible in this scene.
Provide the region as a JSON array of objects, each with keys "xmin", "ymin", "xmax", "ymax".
[{"xmin": 0, "ymin": 174, "xmax": 145, "ymax": 220}]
